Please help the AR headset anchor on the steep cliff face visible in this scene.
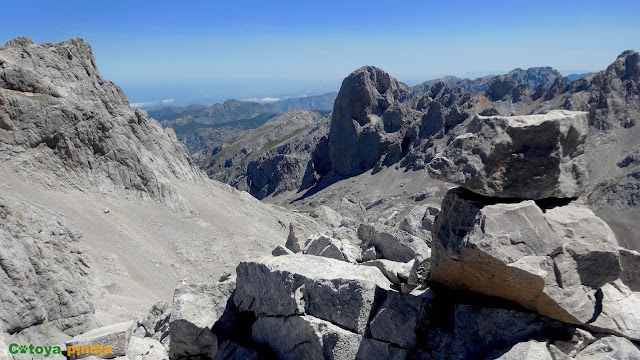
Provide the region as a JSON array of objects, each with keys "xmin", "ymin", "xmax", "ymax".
[
  {"xmin": 0, "ymin": 36, "xmax": 205, "ymax": 211},
  {"xmin": 328, "ymin": 66, "xmax": 416, "ymax": 178}
]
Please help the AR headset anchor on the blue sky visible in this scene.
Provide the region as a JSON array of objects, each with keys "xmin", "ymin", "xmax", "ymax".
[{"xmin": 2, "ymin": 1, "xmax": 639, "ymax": 106}]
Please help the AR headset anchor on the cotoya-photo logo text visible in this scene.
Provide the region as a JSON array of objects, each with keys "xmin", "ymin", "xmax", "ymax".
[{"xmin": 8, "ymin": 343, "xmax": 113, "ymax": 357}]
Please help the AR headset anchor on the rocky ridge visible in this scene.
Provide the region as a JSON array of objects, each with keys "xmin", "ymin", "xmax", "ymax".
[
  {"xmin": 192, "ymin": 110, "xmax": 326, "ymax": 198},
  {"xmin": 411, "ymin": 67, "xmax": 563, "ymax": 97}
]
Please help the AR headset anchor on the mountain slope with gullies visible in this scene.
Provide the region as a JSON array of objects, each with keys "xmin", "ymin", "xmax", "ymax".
[
  {"xmin": 0, "ymin": 36, "xmax": 204, "ymax": 211},
  {"xmin": 0, "ymin": 37, "xmax": 324, "ymax": 345},
  {"xmin": 192, "ymin": 110, "xmax": 327, "ymax": 197}
]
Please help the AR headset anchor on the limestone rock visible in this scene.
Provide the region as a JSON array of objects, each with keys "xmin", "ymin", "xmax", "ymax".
[
  {"xmin": 407, "ymin": 258, "xmax": 431, "ymax": 289},
  {"xmin": 0, "ymin": 334, "xmax": 10, "ymax": 360},
  {"xmin": 535, "ymin": 51, "xmax": 640, "ymax": 250},
  {"xmin": 355, "ymin": 338, "xmax": 408, "ymax": 360},
  {"xmin": 430, "ymin": 188, "xmax": 618, "ymax": 325},
  {"xmin": 368, "ymin": 290, "xmax": 432, "ymax": 348},
  {"xmin": 361, "ymin": 259, "xmax": 412, "ymax": 287},
  {"xmin": 330, "ymin": 225, "xmax": 360, "ymax": 245},
  {"xmin": 0, "ymin": 197, "xmax": 96, "ymax": 336},
  {"xmin": 252, "ymin": 315, "xmax": 361, "ymax": 360},
  {"xmin": 551, "ymin": 328, "xmax": 596, "ymax": 358},
  {"xmin": 548, "ymin": 345, "xmax": 573, "ymax": 360},
  {"xmin": 361, "ymin": 246, "xmax": 377, "ymax": 262},
  {"xmin": 134, "ymin": 301, "xmax": 171, "ymax": 345},
  {"xmin": 309, "ymin": 205, "xmax": 344, "ymax": 229},
  {"xmin": 169, "ymin": 281, "xmax": 235, "ymax": 359},
  {"xmin": 194, "ymin": 110, "xmax": 325, "ymax": 198},
  {"xmin": 247, "ymin": 153, "xmax": 308, "ymax": 200},
  {"xmin": 619, "ymin": 248, "xmax": 640, "ymax": 291},
  {"xmin": 574, "ymin": 336, "xmax": 640, "ymax": 359},
  {"xmin": 234, "ymin": 255, "xmax": 390, "ymax": 334},
  {"xmin": 302, "ymin": 234, "xmax": 361, "ymax": 263},
  {"xmin": 428, "ymin": 110, "xmax": 589, "ymax": 199},
  {"xmin": 328, "ymin": 66, "xmax": 413, "ymax": 177},
  {"xmin": 357, "ymin": 223, "xmax": 431, "ymax": 262},
  {"xmin": 213, "ymin": 341, "xmax": 260, "ymax": 360},
  {"xmin": 126, "ymin": 337, "xmax": 166, "ymax": 359},
  {"xmin": 495, "ymin": 339, "xmax": 552, "ymax": 360},
  {"xmin": 66, "ymin": 320, "xmax": 134, "ymax": 360},
  {"xmin": 0, "ymin": 37, "xmax": 205, "ymax": 211},
  {"xmin": 271, "ymin": 245, "xmax": 293, "ymax": 257},
  {"xmin": 285, "ymin": 222, "xmax": 307, "ymax": 253},
  {"xmin": 587, "ymin": 280, "xmax": 640, "ymax": 341},
  {"xmin": 420, "ymin": 304, "xmax": 566, "ymax": 360},
  {"xmin": 543, "ymin": 204, "xmax": 621, "ymax": 288},
  {"xmin": 421, "ymin": 204, "xmax": 440, "ymax": 232},
  {"xmin": 398, "ymin": 205, "xmax": 432, "ymax": 240}
]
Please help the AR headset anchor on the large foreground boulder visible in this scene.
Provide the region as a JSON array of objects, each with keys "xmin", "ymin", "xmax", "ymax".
[
  {"xmin": 428, "ymin": 110, "xmax": 588, "ymax": 199},
  {"xmin": 430, "ymin": 188, "xmax": 621, "ymax": 326},
  {"xmin": 234, "ymin": 255, "xmax": 390, "ymax": 334},
  {"xmin": 169, "ymin": 281, "xmax": 235, "ymax": 359}
]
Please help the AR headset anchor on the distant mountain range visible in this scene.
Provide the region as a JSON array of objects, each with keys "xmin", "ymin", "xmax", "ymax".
[
  {"xmin": 412, "ymin": 68, "xmax": 592, "ymax": 96},
  {"xmin": 146, "ymin": 92, "xmax": 336, "ymax": 153}
]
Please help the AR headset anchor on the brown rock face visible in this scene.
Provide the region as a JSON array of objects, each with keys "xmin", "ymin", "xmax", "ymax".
[{"xmin": 430, "ymin": 188, "xmax": 621, "ymax": 326}]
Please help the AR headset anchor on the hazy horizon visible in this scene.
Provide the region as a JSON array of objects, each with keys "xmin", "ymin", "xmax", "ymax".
[
  {"xmin": 2, "ymin": 0, "xmax": 638, "ymax": 107},
  {"xmin": 125, "ymin": 68, "xmax": 596, "ymax": 109}
]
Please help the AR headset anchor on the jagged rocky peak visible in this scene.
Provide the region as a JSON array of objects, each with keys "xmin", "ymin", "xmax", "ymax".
[
  {"xmin": 0, "ymin": 36, "xmax": 204, "ymax": 209},
  {"xmin": 428, "ymin": 110, "xmax": 589, "ymax": 200},
  {"xmin": 507, "ymin": 66, "xmax": 563, "ymax": 91},
  {"xmin": 328, "ymin": 66, "xmax": 417, "ymax": 177},
  {"xmin": 537, "ymin": 50, "xmax": 640, "ymax": 129},
  {"xmin": 485, "ymin": 74, "xmax": 519, "ymax": 101},
  {"xmin": 331, "ymin": 65, "xmax": 410, "ymax": 127},
  {"xmin": 610, "ymin": 49, "xmax": 640, "ymax": 81}
]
